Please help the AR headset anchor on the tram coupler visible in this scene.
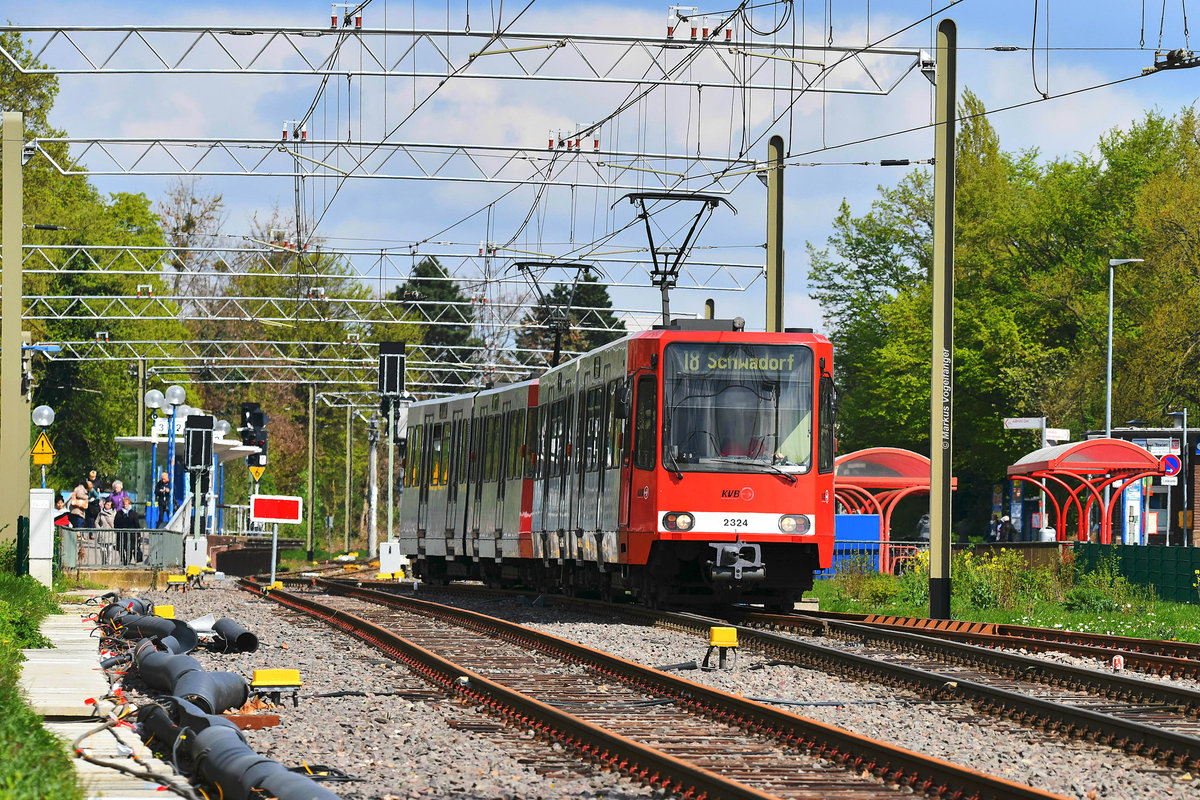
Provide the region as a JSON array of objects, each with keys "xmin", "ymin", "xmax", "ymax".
[
  {"xmin": 701, "ymin": 626, "xmax": 739, "ymax": 671},
  {"xmin": 705, "ymin": 542, "xmax": 764, "ymax": 582}
]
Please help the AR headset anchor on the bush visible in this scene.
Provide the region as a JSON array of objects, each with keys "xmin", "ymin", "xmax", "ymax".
[
  {"xmin": 862, "ymin": 575, "xmax": 899, "ymax": 606},
  {"xmin": 0, "ymin": 574, "xmax": 81, "ymax": 799},
  {"xmin": 1063, "ymin": 585, "xmax": 1121, "ymax": 614},
  {"xmin": 896, "ymin": 550, "xmax": 930, "ymax": 606},
  {"xmin": 829, "ymin": 553, "xmax": 878, "ymax": 601}
]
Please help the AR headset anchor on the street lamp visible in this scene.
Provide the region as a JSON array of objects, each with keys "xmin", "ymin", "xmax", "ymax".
[
  {"xmin": 144, "ymin": 389, "xmax": 165, "ymax": 526},
  {"xmin": 1169, "ymin": 409, "xmax": 1189, "ymax": 545},
  {"xmin": 1106, "ymin": 258, "xmax": 1144, "ymax": 438},
  {"xmin": 31, "ymin": 404, "xmax": 54, "ymax": 488},
  {"xmin": 164, "ymin": 384, "xmax": 187, "ymax": 516}
]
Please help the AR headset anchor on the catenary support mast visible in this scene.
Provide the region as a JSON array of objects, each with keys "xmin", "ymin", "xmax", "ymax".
[{"xmin": 929, "ymin": 19, "xmax": 957, "ymax": 620}]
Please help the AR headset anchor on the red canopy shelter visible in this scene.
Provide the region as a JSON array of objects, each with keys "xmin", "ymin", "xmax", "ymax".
[
  {"xmin": 1006, "ymin": 438, "xmax": 1163, "ymax": 544},
  {"xmin": 834, "ymin": 448, "xmax": 957, "ymax": 569}
]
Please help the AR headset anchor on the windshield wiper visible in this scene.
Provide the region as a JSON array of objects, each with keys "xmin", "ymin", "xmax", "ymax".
[{"xmin": 752, "ymin": 460, "xmax": 797, "ymax": 483}]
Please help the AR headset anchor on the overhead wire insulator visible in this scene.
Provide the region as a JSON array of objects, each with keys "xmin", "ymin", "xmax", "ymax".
[{"xmin": 702, "ymin": 17, "xmax": 709, "ymax": 38}]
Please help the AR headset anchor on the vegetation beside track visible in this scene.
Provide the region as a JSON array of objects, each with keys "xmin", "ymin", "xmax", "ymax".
[
  {"xmin": 811, "ymin": 547, "xmax": 1200, "ymax": 642},
  {"xmin": 0, "ymin": 544, "xmax": 83, "ymax": 800}
]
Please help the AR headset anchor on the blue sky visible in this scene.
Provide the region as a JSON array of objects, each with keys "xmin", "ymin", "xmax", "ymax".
[{"xmin": 9, "ymin": 1, "xmax": 1200, "ymax": 334}]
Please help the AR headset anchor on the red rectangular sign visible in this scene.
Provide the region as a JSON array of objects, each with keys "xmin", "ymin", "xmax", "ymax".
[{"xmin": 250, "ymin": 494, "xmax": 303, "ymax": 524}]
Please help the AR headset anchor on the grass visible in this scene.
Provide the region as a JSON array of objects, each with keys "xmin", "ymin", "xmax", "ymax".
[
  {"xmin": 0, "ymin": 555, "xmax": 83, "ymax": 800},
  {"xmin": 810, "ymin": 547, "xmax": 1200, "ymax": 643}
]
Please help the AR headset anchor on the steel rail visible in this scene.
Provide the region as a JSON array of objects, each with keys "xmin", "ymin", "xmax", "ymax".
[
  {"xmin": 741, "ymin": 610, "xmax": 1200, "ymax": 680},
  {"xmin": 237, "ymin": 580, "xmax": 781, "ymax": 800},
  {"xmin": 344, "ymin": 580, "xmax": 1200, "ymax": 769},
  {"xmin": 291, "ymin": 577, "xmax": 1063, "ymax": 800}
]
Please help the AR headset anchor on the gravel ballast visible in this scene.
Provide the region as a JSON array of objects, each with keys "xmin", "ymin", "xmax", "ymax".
[
  {"xmin": 114, "ymin": 581, "xmax": 1200, "ymax": 799},
  {"xmin": 117, "ymin": 583, "xmax": 659, "ymax": 800}
]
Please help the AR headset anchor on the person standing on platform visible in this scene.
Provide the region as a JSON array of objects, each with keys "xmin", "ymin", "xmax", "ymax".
[
  {"xmin": 108, "ymin": 480, "xmax": 129, "ymax": 515},
  {"xmin": 115, "ymin": 496, "xmax": 141, "ymax": 563},
  {"xmin": 54, "ymin": 497, "xmax": 71, "ymax": 528},
  {"xmin": 68, "ymin": 485, "xmax": 88, "ymax": 528},
  {"xmin": 154, "ymin": 471, "xmax": 171, "ymax": 523},
  {"xmin": 84, "ymin": 477, "xmax": 101, "ymax": 528},
  {"xmin": 97, "ymin": 498, "xmax": 116, "ymax": 529},
  {"xmin": 998, "ymin": 515, "xmax": 1016, "ymax": 543}
]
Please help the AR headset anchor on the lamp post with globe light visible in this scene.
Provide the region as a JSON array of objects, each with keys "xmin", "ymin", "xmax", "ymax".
[
  {"xmin": 143, "ymin": 389, "xmax": 165, "ymax": 525},
  {"xmin": 31, "ymin": 405, "xmax": 54, "ymax": 488},
  {"xmin": 163, "ymin": 385, "xmax": 187, "ymax": 516}
]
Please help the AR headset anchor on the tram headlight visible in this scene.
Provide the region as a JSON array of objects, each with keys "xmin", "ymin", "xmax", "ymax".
[
  {"xmin": 779, "ymin": 514, "xmax": 810, "ymax": 534},
  {"xmin": 663, "ymin": 512, "xmax": 695, "ymax": 531}
]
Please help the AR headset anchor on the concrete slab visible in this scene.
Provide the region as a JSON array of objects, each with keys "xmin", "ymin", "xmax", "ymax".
[
  {"xmin": 20, "ymin": 602, "xmax": 188, "ymax": 799},
  {"xmin": 45, "ymin": 721, "xmax": 192, "ymax": 799}
]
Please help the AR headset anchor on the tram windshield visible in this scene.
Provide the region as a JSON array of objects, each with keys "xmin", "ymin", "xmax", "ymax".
[{"xmin": 662, "ymin": 342, "xmax": 813, "ymax": 474}]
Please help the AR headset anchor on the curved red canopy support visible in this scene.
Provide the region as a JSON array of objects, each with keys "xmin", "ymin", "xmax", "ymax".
[
  {"xmin": 834, "ymin": 448, "xmax": 957, "ymax": 559},
  {"xmin": 1007, "ymin": 438, "xmax": 1163, "ymax": 543}
]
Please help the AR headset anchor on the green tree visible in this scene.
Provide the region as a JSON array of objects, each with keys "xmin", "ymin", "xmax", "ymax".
[
  {"xmin": 514, "ymin": 271, "xmax": 626, "ymax": 368},
  {"xmin": 389, "ymin": 257, "xmax": 481, "ymax": 387},
  {"xmin": 1, "ymin": 30, "xmax": 189, "ymax": 486}
]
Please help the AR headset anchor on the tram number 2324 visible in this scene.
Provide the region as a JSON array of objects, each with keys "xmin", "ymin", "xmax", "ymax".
[{"xmin": 723, "ymin": 518, "xmax": 750, "ymax": 528}]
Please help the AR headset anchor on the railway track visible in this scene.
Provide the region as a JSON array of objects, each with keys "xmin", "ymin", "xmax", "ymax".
[
  {"xmin": 243, "ymin": 577, "xmax": 1059, "ymax": 800},
  {"xmin": 738, "ymin": 609, "xmax": 1200, "ymax": 679},
  {"xmin": 333, "ymin": 579, "xmax": 1200, "ymax": 772}
]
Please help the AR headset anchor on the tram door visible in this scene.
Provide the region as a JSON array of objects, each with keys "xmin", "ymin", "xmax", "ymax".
[
  {"xmin": 416, "ymin": 421, "xmax": 430, "ymax": 532},
  {"xmin": 495, "ymin": 403, "xmax": 511, "ymax": 535},
  {"xmin": 621, "ymin": 375, "xmax": 656, "ymax": 529},
  {"xmin": 446, "ymin": 411, "xmax": 463, "ymax": 546}
]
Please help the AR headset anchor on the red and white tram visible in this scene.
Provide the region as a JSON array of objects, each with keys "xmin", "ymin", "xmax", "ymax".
[{"xmin": 398, "ymin": 319, "xmax": 836, "ymax": 609}]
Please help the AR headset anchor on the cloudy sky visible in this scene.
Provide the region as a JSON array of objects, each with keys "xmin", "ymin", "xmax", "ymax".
[{"xmin": 8, "ymin": 1, "xmax": 1199, "ymax": 334}]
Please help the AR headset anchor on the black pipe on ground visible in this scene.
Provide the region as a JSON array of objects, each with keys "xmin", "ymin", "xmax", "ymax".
[
  {"xmin": 137, "ymin": 697, "xmax": 340, "ymax": 800},
  {"xmin": 212, "ymin": 618, "xmax": 259, "ymax": 653},
  {"xmin": 117, "ymin": 614, "xmax": 198, "ymax": 654},
  {"xmin": 134, "ymin": 639, "xmax": 248, "ymax": 714}
]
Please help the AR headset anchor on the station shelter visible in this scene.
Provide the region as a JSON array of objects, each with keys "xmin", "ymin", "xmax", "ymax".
[
  {"xmin": 833, "ymin": 447, "xmax": 955, "ymax": 571},
  {"xmin": 115, "ymin": 432, "xmax": 259, "ymax": 532},
  {"xmin": 1006, "ymin": 438, "xmax": 1165, "ymax": 545}
]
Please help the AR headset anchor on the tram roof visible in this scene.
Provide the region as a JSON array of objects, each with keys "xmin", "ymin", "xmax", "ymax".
[{"xmin": 1007, "ymin": 438, "xmax": 1162, "ymax": 476}]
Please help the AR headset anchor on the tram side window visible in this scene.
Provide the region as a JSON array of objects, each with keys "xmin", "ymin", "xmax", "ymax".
[
  {"xmin": 585, "ymin": 387, "xmax": 601, "ymax": 471},
  {"xmin": 486, "ymin": 415, "xmax": 499, "ymax": 482},
  {"xmin": 509, "ymin": 409, "xmax": 525, "ymax": 480},
  {"xmin": 605, "ymin": 379, "xmax": 622, "ymax": 469},
  {"xmin": 576, "ymin": 389, "xmax": 589, "ymax": 475},
  {"xmin": 440, "ymin": 424, "xmax": 450, "ymax": 486},
  {"xmin": 405, "ymin": 425, "xmax": 422, "ymax": 487},
  {"xmin": 818, "ymin": 375, "xmax": 836, "ymax": 473},
  {"xmin": 497, "ymin": 410, "xmax": 512, "ymax": 483},
  {"xmin": 525, "ymin": 406, "xmax": 540, "ymax": 479},
  {"xmin": 547, "ymin": 401, "xmax": 563, "ymax": 478},
  {"xmin": 430, "ymin": 423, "xmax": 443, "ymax": 485},
  {"xmin": 633, "ymin": 375, "xmax": 657, "ymax": 471}
]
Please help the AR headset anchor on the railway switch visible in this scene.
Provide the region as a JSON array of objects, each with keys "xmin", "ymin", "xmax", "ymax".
[
  {"xmin": 251, "ymin": 668, "xmax": 303, "ymax": 707},
  {"xmin": 702, "ymin": 627, "xmax": 739, "ymax": 671}
]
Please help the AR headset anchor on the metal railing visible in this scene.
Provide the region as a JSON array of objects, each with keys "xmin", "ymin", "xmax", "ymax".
[{"xmin": 56, "ymin": 526, "xmax": 184, "ymax": 570}]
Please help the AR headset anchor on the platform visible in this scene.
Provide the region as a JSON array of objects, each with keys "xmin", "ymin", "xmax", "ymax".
[{"xmin": 20, "ymin": 600, "xmax": 191, "ymax": 799}]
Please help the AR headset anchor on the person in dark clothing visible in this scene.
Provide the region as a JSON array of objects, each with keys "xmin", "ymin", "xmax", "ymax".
[
  {"xmin": 84, "ymin": 478, "xmax": 101, "ymax": 528},
  {"xmin": 115, "ymin": 496, "xmax": 142, "ymax": 563},
  {"xmin": 998, "ymin": 515, "xmax": 1016, "ymax": 543},
  {"xmin": 154, "ymin": 471, "xmax": 171, "ymax": 523}
]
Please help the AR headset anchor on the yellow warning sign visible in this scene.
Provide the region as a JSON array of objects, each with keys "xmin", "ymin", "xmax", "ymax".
[
  {"xmin": 249, "ymin": 465, "xmax": 265, "ymax": 482},
  {"xmin": 31, "ymin": 431, "xmax": 55, "ymax": 466}
]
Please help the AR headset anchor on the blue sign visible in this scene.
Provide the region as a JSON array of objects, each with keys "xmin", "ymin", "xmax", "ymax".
[{"xmin": 1162, "ymin": 454, "xmax": 1182, "ymax": 476}]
